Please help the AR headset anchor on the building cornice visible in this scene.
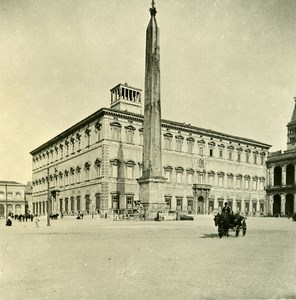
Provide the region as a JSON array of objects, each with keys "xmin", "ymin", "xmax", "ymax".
[{"xmin": 30, "ymin": 107, "xmax": 271, "ymax": 156}]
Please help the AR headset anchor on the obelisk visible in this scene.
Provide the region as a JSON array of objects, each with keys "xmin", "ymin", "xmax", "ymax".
[{"xmin": 138, "ymin": 0, "xmax": 167, "ymax": 219}]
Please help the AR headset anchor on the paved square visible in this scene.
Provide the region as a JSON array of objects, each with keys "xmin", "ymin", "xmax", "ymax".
[{"xmin": 1, "ymin": 215, "xmax": 295, "ymax": 300}]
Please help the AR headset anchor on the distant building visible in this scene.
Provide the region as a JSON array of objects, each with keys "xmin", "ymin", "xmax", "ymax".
[
  {"xmin": 266, "ymin": 98, "xmax": 296, "ymax": 216},
  {"xmin": 0, "ymin": 181, "xmax": 26, "ymax": 217},
  {"xmin": 30, "ymin": 83, "xmax": 271, "ymax": 217}
]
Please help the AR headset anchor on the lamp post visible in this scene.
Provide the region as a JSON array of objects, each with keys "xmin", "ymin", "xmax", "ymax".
[
  {"xmin": 47, "ymin": 168, "xmax": 51, "ymax": 226},
  {"xmin": 5, "ymin": 184, "xmax": 8, "ymax": 221}
]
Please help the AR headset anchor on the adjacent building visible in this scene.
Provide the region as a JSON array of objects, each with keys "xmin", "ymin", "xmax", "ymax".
[
  {"xmin": 266, "ymin": 98, "xmax": 296, "ymax": 216},
  {"xmin": 30, "ymin": 83, "xmax": 271, "ymax": 217},
  {"xmin": 0, "ymin": 181, "xmax": 26, "ymax": 217}
]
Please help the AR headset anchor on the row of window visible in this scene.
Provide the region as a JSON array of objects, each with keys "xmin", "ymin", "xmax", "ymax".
[
  {"xmin": 0, "ymin": 191, "xmax": 23, "ymax": 199},
  {"xmin": 33, "ymin": 120, "xmax": 267, "ymax": 169}
]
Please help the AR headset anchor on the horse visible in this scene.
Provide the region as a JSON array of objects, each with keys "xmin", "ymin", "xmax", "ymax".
[{"xmin": 214, "ymin": 212, "xmax": 231, "ymax": 238}]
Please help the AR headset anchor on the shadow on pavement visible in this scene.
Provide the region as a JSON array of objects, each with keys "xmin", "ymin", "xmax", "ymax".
[{"xmin": 199, "ymin": 233, "xmax": 218, "ymax": 238}]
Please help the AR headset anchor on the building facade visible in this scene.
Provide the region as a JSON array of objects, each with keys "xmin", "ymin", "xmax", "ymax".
[
  {"xmin": 30, "ymin": 83, "xmax": 271, "ymax": 217},
  {"xmin": 0, "ymin": 181, "xmax": 26, "ymax": 217},
  {"xmin": 266, "ymin": 98, "xmax": 296, "ymax": 216}
]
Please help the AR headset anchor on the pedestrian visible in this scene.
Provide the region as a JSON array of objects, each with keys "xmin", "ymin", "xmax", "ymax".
[
  {"xmin": 34, "ymin": 214, "xmax": 40, "ymax": 227},
  {"xmin": 6, "ymin": 216, "xmax": 12, "ymax": 226}
]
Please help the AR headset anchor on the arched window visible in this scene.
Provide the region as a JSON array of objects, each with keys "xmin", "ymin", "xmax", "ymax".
[
  {"xmin": 274, "ymin": 166, "xmax": 282, "ymax": 186},
  {"xmin": 286, "ymin": 164, "xmax": 295, "ymax": 185}
]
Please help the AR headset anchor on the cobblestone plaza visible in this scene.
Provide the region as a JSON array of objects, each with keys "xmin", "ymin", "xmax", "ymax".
[{"xmin": 1, "ymin": 216, "xmax": 295, "ymax": 300}]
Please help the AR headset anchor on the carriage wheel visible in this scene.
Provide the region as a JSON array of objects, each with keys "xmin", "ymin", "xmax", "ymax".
[{"xmin": 235, "ymin": 225, "xmax": 240, "ymax": 237}]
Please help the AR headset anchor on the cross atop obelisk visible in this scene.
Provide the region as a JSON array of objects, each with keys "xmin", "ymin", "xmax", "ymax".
[{"xmin": 138, "ymin": 0, "xmax": 167, "ymax": 219}]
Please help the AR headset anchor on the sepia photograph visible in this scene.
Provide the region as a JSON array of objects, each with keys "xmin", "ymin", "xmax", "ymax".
[{"xmin": 0, "ymin": 1, "xmax": 296, "ymax": 299}]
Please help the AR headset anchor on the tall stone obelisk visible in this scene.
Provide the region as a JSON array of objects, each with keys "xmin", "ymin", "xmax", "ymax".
[{"xmin": 138, "ymin": 0, "xmax": 167, "ymax": 219}]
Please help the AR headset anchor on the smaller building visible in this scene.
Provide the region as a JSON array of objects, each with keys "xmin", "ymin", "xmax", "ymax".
[
  {"xmin": 266, "ymin": 98, "xmax": 296, "ymax": 216},
  {"xmin": 0, "ymin": 181, "xmax": 26, "ymax": 217}
]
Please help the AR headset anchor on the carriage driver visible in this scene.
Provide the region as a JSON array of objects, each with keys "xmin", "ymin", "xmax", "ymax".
[{"xmin": 222, "ymin": 202, "xmax": 231, "ymax": 215}]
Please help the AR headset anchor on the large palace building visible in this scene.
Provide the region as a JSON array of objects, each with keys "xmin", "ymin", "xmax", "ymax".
[
  {"xmin": 30, "ymin": 83, "xmax": 271, "ymax": 217},
  {"xmin": 266, "ymin": 98, "xmax": 296, "ymax": 216}
]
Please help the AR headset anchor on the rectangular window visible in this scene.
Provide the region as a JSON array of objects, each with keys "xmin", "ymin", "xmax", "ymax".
[
  {"xmin": 260, "ymin": 181, "xmax": 264, "ymax": 191},
  {"xmin": 218, "ymin": 177, "xmax": 223, "ymax": 187},
  {"xmin": 187, "ymin": 142, "xmax": 193, "ymax": 153},
  {"xmin": 164, "ymin": 138, "xmax": 172, "ymax": 150},
  {"xmin": 126, "ymin": 166, "xmax": 133, "ymax": 179},
  {"xmin": 176, "ymin": 172, "xmax": 182, "ymax": 184},
  {"xmin": 260, "ymin": 156, "xmax": 264, "ymax": 165},
  {"xmin": 209, "ymin": 176, "xmax": 214, "ymax": 186},
  {"xmin": 126, "ymin": 196, "xmax": 134, "ymax": 211},
  {"xmin": 165, "ymin": 197, "xmax": 171, "ymax": 209},
  {"xmin": 112, "ymin": 165, "xmax": 118, "ymax": 178},
  {"xmin": 237, "ymin": 153, "xmax": 241, "ymax": 162},
  {"xmin": 187, "ymin": 200, "xmax": 193, "ymax": 211},
  {"xmin": 236, "ymin": 178, "xmax": 241, "ymax": 189},
  {"xmin": 245, "ymin": 179, "xmax": 249, "ymax": 190},
  {"xmin": 199, "ymin": 146, "xmax": 204, "ymax": 155},
  {"xmin": 219, "ymin": 150, "xmax": 223, "ymax": 158},
  {"xmin": 254, "ymin": 155, "xmax": 257, "ymax": 164},
  {"xmin": 198, "ymin": 174, "xmax": 203, "ymax": 184},
  {"xmin": 176, "ymin": 140, "xmax": 182, "ymax": 151},
  {"xmin": 176, "ymin": 198, "xmax": 183, "ymax": 210},
  {"xmin": 187, "ymin": 173, "xmax": 193, "ymax": 184},
  {"xmin": 165, "ymin": 171, "xmax": 171, "ymax": 181},
  {"xmin": 112, "ymin": 195, "xmax": 119, "ymax": 210},
  {"xmin": 246, "ymin": 154, "xmax": 249, "ymax": 163},
  {"xmin": 209, "ymin": 149, "xmax": 213, "ymax": 157},
  {"xmin": 112, "ymin": 128, "xmax": 121, "ymax": 141},
  {"xmin": 229, "ymin": 152, "xmax": 232, "ymax": 160},
  {"xmin": 253, "ymin": 180, "xmax": 257, "ymax": 190},
  {"xmin": 126, "ymin": 130, "xmax": 134, "ymax": 143}
]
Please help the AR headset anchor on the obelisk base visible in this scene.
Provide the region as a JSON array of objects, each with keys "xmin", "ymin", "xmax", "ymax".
[{"xmin": 137, "ymin": 176, "xmax": 167, "ymax": 220}]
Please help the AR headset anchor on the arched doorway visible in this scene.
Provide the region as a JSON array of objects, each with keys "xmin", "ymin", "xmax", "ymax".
[
  {"xmin": 274, "ymin": 166, "xmax": 282, "ymax": 186},
  {"xmin": 285, "ymin": 194, "xmax": 294, "ymax": 216},
  {"xmin": 7, "ymin": 204, "xmax": 13, "ymax": 215},
  {"xmin": 286, "ymin": 165, "xmax": 295, "ymax": 185},
  {"xmin": 15, "ymin": 204, "xmax": 21, "ymax": 215},
  {"xmin": 273, "ymin": 194, "xmax": 281, "ymax": 216},
  {"xmin": 197, "ymin": 196, "xmax": 204, "ymax": 214},
  {"xmin": 0, "ymin": 204, "xmax": 4, "ymax": 217}
]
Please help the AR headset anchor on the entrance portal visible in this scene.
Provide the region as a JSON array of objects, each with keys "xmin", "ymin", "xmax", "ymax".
[{"xmin": 197, "ymin": 196, "xmax": 204, "ymax": 214}]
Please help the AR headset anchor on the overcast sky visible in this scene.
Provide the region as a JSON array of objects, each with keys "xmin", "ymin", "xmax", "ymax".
[{"xmin": 1, "ymin": 0, "xmax": 296, "ymax": 184}]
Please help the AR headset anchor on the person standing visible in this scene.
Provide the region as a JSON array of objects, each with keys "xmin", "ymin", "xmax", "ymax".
[{"xmin": 34, "ymin": 214, "xmax": 40, "ymax": 227}]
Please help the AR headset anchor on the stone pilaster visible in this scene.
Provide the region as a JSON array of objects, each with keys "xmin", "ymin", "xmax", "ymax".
[{"xmin": 281, "ymin": 194, "xmax": 285, "ymax": 215}]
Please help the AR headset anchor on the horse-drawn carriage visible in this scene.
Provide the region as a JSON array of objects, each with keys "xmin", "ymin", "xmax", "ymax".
[{"xmin": 214, "ymin": 212, "xmax": 247, "ymax": 238}]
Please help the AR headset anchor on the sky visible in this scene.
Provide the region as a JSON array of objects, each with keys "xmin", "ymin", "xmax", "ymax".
[{"xmin": 1, "ymin": 0, "xmax": 296, "ymax": 185}]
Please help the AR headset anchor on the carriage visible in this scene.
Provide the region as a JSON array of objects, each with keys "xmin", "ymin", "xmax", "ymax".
[{"xmin": 214, "ymin": 213, "xmax": 247, "ymax": 238}]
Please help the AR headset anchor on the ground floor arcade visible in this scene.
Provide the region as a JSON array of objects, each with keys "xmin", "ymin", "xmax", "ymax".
[{"xmin": 267, "ymin": 193, "xmax": 296, "ymax": 216}]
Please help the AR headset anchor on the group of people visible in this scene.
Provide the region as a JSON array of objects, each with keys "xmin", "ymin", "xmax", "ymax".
[{"xmin": 5, "ymin": 214, "xmax": 40, "ymax": 227}]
